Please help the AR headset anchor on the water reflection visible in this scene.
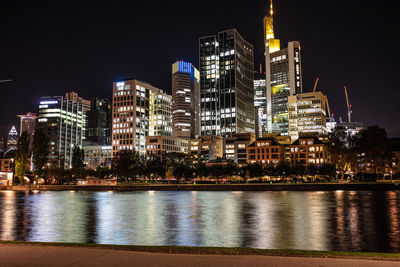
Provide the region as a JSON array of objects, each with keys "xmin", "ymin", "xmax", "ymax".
[{"xmin": 0, "ymin": 190, "xmax": 399, "ymax": 252}]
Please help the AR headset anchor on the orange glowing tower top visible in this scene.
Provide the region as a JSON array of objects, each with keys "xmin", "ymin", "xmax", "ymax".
[{"xmin": 264, "ymin": 0, "xmax": 280, "ymax": 53}]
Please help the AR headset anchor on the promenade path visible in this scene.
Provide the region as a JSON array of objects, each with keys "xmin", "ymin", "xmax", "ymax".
[{"xmin": 0, "ymin": 244, "xmax": 399, "ymax": 267}]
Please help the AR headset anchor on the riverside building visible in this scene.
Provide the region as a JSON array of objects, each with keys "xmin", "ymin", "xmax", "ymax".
[
  {"xmin": 112, "ymin": 79, "xmax": 171, "ymax": 157},
  {"xmin": 38, "ymin": 92, "xmax": 90, "ymax": 168},
  {"xmin": 199, "ymin": 29, "xmax": 255, "ymax": 137},
  {"xmin": 172, "ymin": 61, "xmax": 200, "ymax": 139},
  {"xmin": 288, "ymin": 92, "xmax": 327, "ymax": 141},
  {"xmin": 146, "ymin": 135, "xmax": 188, "ymax": 160},
  {"xmin": 264, "ymin": 1, "xmax": 303, "ymax": 135}
]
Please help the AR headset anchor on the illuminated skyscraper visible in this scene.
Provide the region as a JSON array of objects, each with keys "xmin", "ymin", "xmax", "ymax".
[
  {"xmin": 171, "ymin": 61, "xmax": 200, "ymax": 139},
  {"xmin": 38, "ymin": 92, "xmax": 90, "ymax": 168},
  {"xmin": 112, "ymin": 79, "xmax": 171, "ymax": 157},
  {"xmin": 254, "ymin": 71, "xmax": 267, "ymax": 137},
  {"xmin": 264, "ymin": 1, "xmax": 303, "ymax": 135},
  {"xmin": 199, "ymin": 29, "xmax": 255, "ymax": 137}
]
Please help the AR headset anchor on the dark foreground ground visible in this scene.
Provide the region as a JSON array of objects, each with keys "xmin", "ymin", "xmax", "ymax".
[
  {"xmin": 0, "ymin": 242, "xmax": 399, "ymax": 267},
  {"xmin": 2, "ymin": 182, "xmax": 400, "ymax": 192}
]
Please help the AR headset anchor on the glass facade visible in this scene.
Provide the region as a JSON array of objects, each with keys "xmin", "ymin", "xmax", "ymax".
[{"xmin": 199, "ymin": 29, "xmax": 255, "ymax": 137}]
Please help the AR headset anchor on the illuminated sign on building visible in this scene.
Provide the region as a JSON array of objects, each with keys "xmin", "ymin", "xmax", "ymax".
[
  {"xmin": 40, "ymin": 100, "xmax": 58, "ymax": 105},
  {"xmin": 178, "ymin": 61, "xmax": 192, "ymax": 73}
]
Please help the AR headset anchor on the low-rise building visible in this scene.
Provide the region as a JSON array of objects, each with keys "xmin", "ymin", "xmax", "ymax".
[
  {"xmin": 189, "ymin": 135, "xmax": 223, "ymax": 163},
  {"xmin": 0, "ymin": 158, "xmax": 13, "ymax": 172},
  {"xmin": 83, "ymin": 144, "xmax": 112, "ymax": 169},
  {"xmin": 146, "ymin": 136, "xmax": 188, "ymax": 160},
  {"xmin": 290, "ymin": 137, "xmax": 327, "ymax": 166},
  {"xmin": 247, "ymin": 137, "xmax": 283, "ymax": 165},
  {"xmin": 224, "ymin": 133, "xmax": 256, "ymax": 164}
]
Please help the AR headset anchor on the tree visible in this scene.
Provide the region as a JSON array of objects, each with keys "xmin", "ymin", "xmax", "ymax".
[
  {"xmin": 357, "ymin": 126, "xmax": 393, "ymax": 177},
  {"xmin": 32, "ymin": 128, "xmax": 50, "ymax": 178},
  {"xmin": 14, "ymin": 131, "xmax": 30, "ymax": 184},
  {"xmin": 326, "ymin": 126, "xmax": 356, "ymax": 179},
  {"xmin": 72, "ymin": 146, "xmax": 85, "ymax": 169},
  {"xmin": 111, "ymin": 150, "xmax": 142, "ymax": 183}
]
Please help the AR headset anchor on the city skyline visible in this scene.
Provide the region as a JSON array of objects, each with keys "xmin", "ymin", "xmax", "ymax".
[{"xmin": 1, "ymin": 0, "xmax": 399, "ymax": 137}]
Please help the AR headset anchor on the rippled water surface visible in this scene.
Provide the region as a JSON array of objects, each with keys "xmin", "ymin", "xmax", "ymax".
[{"xmin": 0, "ymin": 190, "xmax": 399, "ymax": 252}]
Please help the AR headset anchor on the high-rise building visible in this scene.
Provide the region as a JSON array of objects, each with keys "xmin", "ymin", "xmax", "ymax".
[
  {"xmin": 264, "ymin": 1, "xmax": 303, "ymax": 135},
  {"xmin": 149, "ymin": 88, "xmax": 172, "ymax": 137},
  {"xmin": 254, "ymin": 71, "xmax": 267, "ymax": 137},
  {"xmin": 199, "ymin": 29, "xmax": 255, "ymax": 137},
  {"xmin": 288, "ymin": 91, "xmax": 327, "ymax": 141},
  {"xmin": 38, "ymin": 92, "xmax": 90, "ymax": 168},
  {"xmin": 65, "ymin": 91, "xmax": 91, "ymax": 140},
  {"xmin": 171, "ymin": 61, "xmax": 200, "ymax": 139},
  {"xmin": 17, "ymin": 112, "xmax": 37, "ymax": 144},
  {"xmin": 112, "ymin": 79, "xmax": 171, "ymax": 157},
  {"xmin": 6, "ymin": 126, "xmax": 18, "ymax": 151},
  {"xmin": 87, "ymin": 98, "xmax": 112, "ymax": 146}
]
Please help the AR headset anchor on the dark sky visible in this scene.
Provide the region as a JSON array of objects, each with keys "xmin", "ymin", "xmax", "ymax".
[{"xmin": 1, "ymin": 0, "xmax": 399, "ymax": 137}]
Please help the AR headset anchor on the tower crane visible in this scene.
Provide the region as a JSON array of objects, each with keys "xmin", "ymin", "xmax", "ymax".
[
  {"xmin": 344, "ymin": 86, "xmax": 352, "ymax": 123},
  {"xmin": 313, "ymin": 77, "xmax": 319, "ymax": 92},
  {"xmin": 325, "ymin": 95, "xmax": 334, "ymax": 122}
]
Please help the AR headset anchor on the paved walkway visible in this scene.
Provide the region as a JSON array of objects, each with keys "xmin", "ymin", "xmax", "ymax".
[{"xmin": 0, "ymin": 245, "xmax": 399, "ymax": 267}]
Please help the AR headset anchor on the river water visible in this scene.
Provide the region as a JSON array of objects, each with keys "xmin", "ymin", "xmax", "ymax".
[{"xmin": 0, "ymin": 190, "xmax": 399, "ymax": 252}]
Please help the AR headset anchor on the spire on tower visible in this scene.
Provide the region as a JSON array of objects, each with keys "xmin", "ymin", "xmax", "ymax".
[{"xmin": 270, "ymin": 0, "xmax": 274, "ymax": 17}]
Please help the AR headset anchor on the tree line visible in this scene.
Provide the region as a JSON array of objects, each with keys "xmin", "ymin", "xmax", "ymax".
[{"xmin": 11, "ymin": 125, "xmax": 399, "ymax": 185}]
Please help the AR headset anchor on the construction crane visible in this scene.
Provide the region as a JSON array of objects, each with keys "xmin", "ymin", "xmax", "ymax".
[
  {"xmin": 344, "ymin": 86, "xmax": 352, "ymax": 123},
  {"xmin": 325, "ymin": 95, "xmax": 333, "ymax": 121},
  {"xmin": 313, "ymin": 77, "xmax": 319, "ymax": 92}
]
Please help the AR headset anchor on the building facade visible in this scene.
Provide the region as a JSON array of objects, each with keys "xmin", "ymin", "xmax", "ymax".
[
  {"xmin": 288, "ymin": 91, "xmax": 327, "ymax": 141},
  {"xmin": 290, "ymin": 137, "xmax": 327, "ymax": 166},
  {"xmin": 150, "ymin": 88, "xmax": 172, "ymax": 137},
  {"xmin": 17, "ymin": 112, "xmax": 37, "ymax": 143},
  {"xmin": 199, "ymin": 29, "xmax": 255, "ymax": 137},
  {"xmin": 0, "ymin": 158, "xmax": 13, "ymax": 172},
  {"xmin": 82, "ymin": 144, "xmax": 112, "ymax": 169},
  {"xmin": 224, "ymin": 133, "xmax": 256, "ymax": 164},
  {"xmin": 189, "ymin": 135, "xmax": 223, "ymax": 163},
  {"xmin": 146, "ymin": 135, "xmax": 188, "ymax": 160},
  {"xmin": 264, "ymin": 2, "xmax": 302, "ymax": 135},
  {"xmin": 172, "ymin": 61, "xmax": 200, "ymax": 139},
  {"xmin": 112, "ymin": 79, "xmax": 171, "ymax": 157},
  {"xmin": 87, "ymin": 98, "xmax": 112, "ymax": 146},
  {"xmin": 247, "ymin": 137, "xmax": 283, "ymax": 165},
  {"xmin": 254, "ymin": 72, "xmax": 267, "ymax": 137},
  {"xmin": 38, "ymin": 92, "xmax": 90, "ymax": 168},
  {"xmin": 6, "ymin": 126, "xmax": 18, "ymax": 151}
]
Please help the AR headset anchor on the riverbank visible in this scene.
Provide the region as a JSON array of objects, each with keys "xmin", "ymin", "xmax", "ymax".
[
  {"xmin": 0, "ymin": 241, "xmax": 399, "ymax": 266},
  {"xmin": 1, "ymin": 182, "xmax": 399, "ymax": 191}
]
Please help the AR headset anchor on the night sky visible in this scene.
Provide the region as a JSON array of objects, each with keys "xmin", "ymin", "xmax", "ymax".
[{"xmin": 1, "ymin": 0, "xmax": 399, "ymax": 137}]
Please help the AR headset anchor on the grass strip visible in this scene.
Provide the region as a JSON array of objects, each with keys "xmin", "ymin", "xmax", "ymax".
[{"xmin": 1, "ymin": 240, "xmax": 399, "ymax": 260}]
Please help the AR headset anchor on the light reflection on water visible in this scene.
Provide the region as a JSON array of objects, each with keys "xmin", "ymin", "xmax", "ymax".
[{"xmin": 0, "ymin": 190, "xmax": 399, "ymax": 252}]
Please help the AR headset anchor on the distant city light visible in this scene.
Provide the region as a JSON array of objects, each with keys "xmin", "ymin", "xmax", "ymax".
[{"xmin": 40, "ymin": 101, "xmax": 58, "ymax": 105}]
